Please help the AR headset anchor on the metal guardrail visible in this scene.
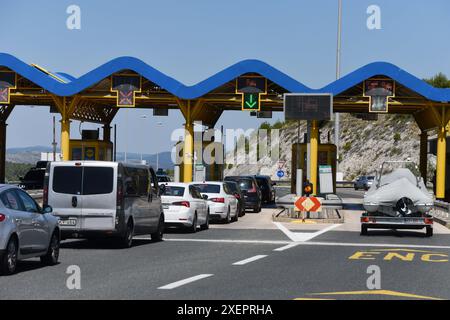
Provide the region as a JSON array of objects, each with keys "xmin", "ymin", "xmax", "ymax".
[{"xmin": 431, "ymin": 200, "xmax": 450, "ymax": 225}]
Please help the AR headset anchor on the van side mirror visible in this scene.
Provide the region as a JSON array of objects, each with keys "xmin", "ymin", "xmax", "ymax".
[{"xmin": 42, "ymin": 205, "xmax": 53, "ymax": 214}]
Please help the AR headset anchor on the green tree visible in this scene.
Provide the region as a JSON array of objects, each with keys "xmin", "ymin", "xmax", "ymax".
[{"xmin": 424, "ymin": 73, "xmax": 450, "ymax": 88}]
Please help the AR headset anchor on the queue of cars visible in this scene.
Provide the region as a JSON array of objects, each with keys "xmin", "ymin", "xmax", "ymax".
[{"xmin": 0, "ymin": 161, "xmax": 276, "ymax": 275}]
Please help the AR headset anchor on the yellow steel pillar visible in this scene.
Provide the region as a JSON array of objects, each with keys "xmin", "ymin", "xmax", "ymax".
[
  {"xmin": 61, "ymin": 116, "xmax": 71, "ymax": 161},
  {"xmin": 310, "ymin": 120, "xmax": 319, "ymax": 195},
  {"xmin": 436, "ymin": 125, "xmax": 447, "ymax": 199},
  {"xmin": 419, "ymin": 131, "xmax": 428, "ymax": 182},
  {"xmin": 183, "ymin": 100, "xmax": 194, "ymax": 182}
]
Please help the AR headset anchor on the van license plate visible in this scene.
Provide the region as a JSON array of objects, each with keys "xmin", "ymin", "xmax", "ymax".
[{"xmin": 59, "ymin": 219, "xmax": 77, "ymax": 226}]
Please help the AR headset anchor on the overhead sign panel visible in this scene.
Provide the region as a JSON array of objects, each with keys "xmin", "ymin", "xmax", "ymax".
[
  {"xmin": 363, "ymin": 79, "xmax": 395, "ymax": 113},
  {"xmin": 111, "ymin": 75, "xmax": 142, "ymax": 107},
  {"xmin": 236, "ymin": 76, "xmax": 267, "ymax": 112},
  {"xmin": 284, "ymin": 94, "xmax": 332, "ymax": 121},
  {"xmin": 0, "ymin": 71, "xmax": 16, "ymax": 104}
]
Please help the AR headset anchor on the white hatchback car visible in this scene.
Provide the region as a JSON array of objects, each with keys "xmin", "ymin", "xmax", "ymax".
[
  {"xmin": 161, "ymin": 183, "xmax": 209, "ymax": 232},
  {"xmin": 193, "ymin": 182, "xmax": 239, "ymax": 224}
]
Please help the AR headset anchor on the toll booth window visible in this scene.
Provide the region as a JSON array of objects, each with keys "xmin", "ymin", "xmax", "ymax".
[
  {"xmin": 53, "ymin": 167, "xmax": 82, "ymax": 195},
  {"xmin": 83, "ymin": 167, "xmax": 113, "ymax": 195}
]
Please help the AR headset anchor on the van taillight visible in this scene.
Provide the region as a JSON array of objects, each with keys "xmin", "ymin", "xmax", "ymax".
[
  {"xmin": 43, "ymin": 175, "xmax": 49, "ymax": 206},
  {"xmin": 0, "ymin": 214, "xmax": 5, "ymax": 222}
]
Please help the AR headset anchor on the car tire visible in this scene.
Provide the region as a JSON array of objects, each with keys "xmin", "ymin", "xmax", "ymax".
[
  {"xmin": 201, "ymin": 211, "xmax": 210, "ymax": 230},
  {"xmin": 360, "ymin": 225, "xmax": 368, "ymax": 236},
  {"xmin": 189, "ymin": 213, "xmax": 198, "ymax": 233},
  {"xmin": 119, "ymin": 220, "xmax": 134, "ymax": 248},
  {"xmin": 40, "ymin": 232, "xmax": 60, "ymax": 266},
  {"xmin": 151, "ymin": 214, "xmax": 164, "ymax": 242},
  {"xmin": 1, "ymin": 237, "xmax": 18, "ymax": 276},
  {"xmin": 426, "ymin": 226, "xmax": 433, "ymax": 237},
  {"xmin": 224, "ymin": 207, "xmax": 231, "ymax": 224},
  {"xmin": 254, "ymin": 204, "xmax": 261, "ymax": 213},
  {"xmin": 232, "ymin": 209, "xmax": 239, "ymax": 222}
]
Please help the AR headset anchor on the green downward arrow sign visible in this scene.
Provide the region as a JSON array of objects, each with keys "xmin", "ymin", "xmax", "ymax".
[{"xmin": 245, "ymin": 93, "xmax": 257, "ymax": 109}]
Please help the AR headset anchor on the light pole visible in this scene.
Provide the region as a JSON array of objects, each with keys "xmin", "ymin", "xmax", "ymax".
[
  {"xmin": 335, "ymin": 0, "xmax": 343, "ymax": 170},
  {"xmin": 139, "ymin": 115, "xmax": 148, "ymax": 163},
  {"xmin": 155, "ymin": 121, "xmax": 163, "ymax": 170}
]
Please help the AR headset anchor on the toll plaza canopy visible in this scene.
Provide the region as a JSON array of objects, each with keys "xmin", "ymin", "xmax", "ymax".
[{"xmin": 1, "ymin": 52, "xmax": 450, "ymax": 198}]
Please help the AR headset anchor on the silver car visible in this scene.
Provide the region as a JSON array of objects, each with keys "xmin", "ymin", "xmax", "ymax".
[{"xmin": 0, "ymin": 185, "xmax": 60, "ymax": 275}]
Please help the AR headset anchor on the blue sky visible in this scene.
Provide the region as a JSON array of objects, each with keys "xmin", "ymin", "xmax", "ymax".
[{"xmin": 1, "ymin": 0, "xmax": 450, "ymax": 155}]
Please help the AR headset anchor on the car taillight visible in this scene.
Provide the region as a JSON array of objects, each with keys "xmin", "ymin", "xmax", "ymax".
[
  {"xmin": 0, "ymin": 214, "xmax": 5, "ymax": 222},
  {"xmin": 425, "ymin": 218, "xmax": 433, "ymax": 225},
  {"xmin": 173, "ymin": 201, "xmax": 190, "ymax": 207},
  {"xmin": 234, "ymin": 194, "xmax": 241, "ymax": 199},
  {"xmin": 361, "ymin": 217, "xmax": 369, "ymax": 223},
  {"xmin": 210, "ymin": 197, "xmax": 225, "ymax": 203},
  {"xmin": 248, "ymin": 184, "xmax": 257, "ymax": 193}
]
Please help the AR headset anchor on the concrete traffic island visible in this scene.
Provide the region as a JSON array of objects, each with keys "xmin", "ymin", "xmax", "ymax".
[{"xmin": 273, "ymin": 193, "xmax": 344, "ymax": 224}]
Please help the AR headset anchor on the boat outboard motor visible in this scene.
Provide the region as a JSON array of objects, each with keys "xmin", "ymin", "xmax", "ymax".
[{"xmin": 395, "ymin": 197, "xmax": 414, "ymax": 217}]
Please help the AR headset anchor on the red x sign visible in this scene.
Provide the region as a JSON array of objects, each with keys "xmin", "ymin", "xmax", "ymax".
[{"xmin": 294, "ymin": 196, "xmax": 321, "ymax": 212}]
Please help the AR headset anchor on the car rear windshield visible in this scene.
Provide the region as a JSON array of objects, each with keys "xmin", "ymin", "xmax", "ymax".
[
  {"xmin": 238, "ymin": 179, "xmax": 254, "ymax": 191},
  {"xmin": 193, "ymin": 184, "xmax": 221, "ymax": 194},
  {"xmin": 52, "ymin": 166, "xmax": 113, "ymax": 195},
  {"xmin": 23, "ymin": 169, "xmax": 45, "ymax": 181},
  {"xmin": 162, "ymin": 186, "xmax": 185, "ymax": 197}
]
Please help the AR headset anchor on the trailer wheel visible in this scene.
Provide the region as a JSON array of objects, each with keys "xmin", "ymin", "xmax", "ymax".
[
  {"xmin": 360, "ymin": 225, "xmax": 368, "ymax": 236},
  {"xmin": 426, "ymin": 226, "xmax": 433, "ymax": 237}
]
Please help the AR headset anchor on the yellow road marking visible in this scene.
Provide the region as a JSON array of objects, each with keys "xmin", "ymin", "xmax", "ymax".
[
  {"xmin": 291, "ymin": 220, "xmax": 317, "ymax": 224},
  {"xmin": 309, "ymin": 290, "xmax": 443, "ymax": 300}
]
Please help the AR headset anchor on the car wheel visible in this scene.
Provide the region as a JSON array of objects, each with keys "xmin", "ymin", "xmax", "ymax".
[
  {"xmin": 201, "ymin": 211, "xmax": 210, "ymax": 230},
  {"xmin": 40, "ymin": 232, "xmax": 60, "ymax": 266},
  {"xmin": 120, "ymin": 220, "xmax": 134, "ymax": 248},
  {"xmin": 360, "ymin": 225, "xmax": 368, "ymax": 236},
  {"xmin": 426, "ymin": 226, "xmax": 433, "ymax": 237},
  {"xmin": 151, "ymin": 214, "xmax": 164, "ymax": 242},
  {"xmin": 1, "ymin": 237, "xmax": 18, "ymax": 275},
  {"xmin": 224, "ymin": 207, "xmax": 231, "ymax": 224},
  {"xmin": 189, "ymin": 213, "xmax": 198, "ymax": 233},
  {"xmin": 232, "ymin": 208, "xmax": 239, "ymax": 222}
]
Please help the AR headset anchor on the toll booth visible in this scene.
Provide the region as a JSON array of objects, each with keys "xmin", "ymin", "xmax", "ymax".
[
  {"xmin": 291, "ymin": 143, "xmax": 337, "ymax": 194},
  {"xmin": 69, "ymin": 140, "xmax": 113, "ymax": 161},
  {"xmin": 176, "ymin": 140, "xmax": 224, "ymax": 182},
  {"xmin": 69, "ymin": 129, "xmax": 113, "ymax": 161},
  {"xmin": 429, "ymin": 137, "xmax": 450, "ymax": 202}
]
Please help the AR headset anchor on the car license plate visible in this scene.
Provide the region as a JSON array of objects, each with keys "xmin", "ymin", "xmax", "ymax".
[{"xmin": 59, "ymin": 219, "xmax": 77, "ymax": 226}]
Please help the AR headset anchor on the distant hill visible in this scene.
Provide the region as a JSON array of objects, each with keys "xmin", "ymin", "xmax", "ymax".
[{"xmin": 5, "ymin": 146, "xmax": 174, "ymax": 169}]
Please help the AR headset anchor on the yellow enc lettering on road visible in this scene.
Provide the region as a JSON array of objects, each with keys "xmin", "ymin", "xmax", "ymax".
[{"xmin": 349, "ymin": 248, "xmax": 449, "ymax": 263}]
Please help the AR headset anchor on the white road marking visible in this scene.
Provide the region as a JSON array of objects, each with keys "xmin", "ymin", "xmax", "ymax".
[
  {"xmin": 273, "ymin": 222, "xmax": 341, "ymax": 242},
  {"xmin": 163, "ymin": 237, "xmax": 450, "ymax": 250},
  {"xmin": 233, "ymin": 255, "xmax": 268, "ymax": 265},
  {"xmin": 163, "ymin": 238, "xmax": 291, "ymax": 245},
  {"xmin": 158, "ymin": 274, "xmax": 213, "ymax": 290},
  {"xmin": 274, "ymin": 243, "xmax": 300, "ymax": 252}
]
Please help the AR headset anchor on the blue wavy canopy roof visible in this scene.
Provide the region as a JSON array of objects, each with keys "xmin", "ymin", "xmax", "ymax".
[{"xmin": 1, "ymin": 52, "xmax": 449, "ymax": 102}]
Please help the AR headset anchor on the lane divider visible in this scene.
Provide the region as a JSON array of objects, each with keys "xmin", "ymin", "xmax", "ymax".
[
  {"xmin": 232, "ymin": 255, "xmax": 268, "ymax": 266},
  {"xmin": 158, "ymin": 274, "xmax": 213, "ymax": 290}
]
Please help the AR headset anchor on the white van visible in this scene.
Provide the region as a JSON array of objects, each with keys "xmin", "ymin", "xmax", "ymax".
[{"xmin": 44, "ymin": 161, "xmax": 164, "ymax": 247}]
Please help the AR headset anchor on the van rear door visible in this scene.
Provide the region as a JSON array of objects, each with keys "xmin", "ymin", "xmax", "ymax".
[
  {"xmin": 49, "ymin": 163, "xmax": 83, "ymax": 230},
  {"xmin": 80, "ymin": 165, "xmax": 116, "ymax": 231}
]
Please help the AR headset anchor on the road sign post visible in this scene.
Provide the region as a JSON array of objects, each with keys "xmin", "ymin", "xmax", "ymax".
[{"xmin": 294, "ymin": 195, "xmax": 321, "ymax": 221}]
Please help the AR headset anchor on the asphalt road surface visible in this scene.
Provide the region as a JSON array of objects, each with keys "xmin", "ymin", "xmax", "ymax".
[{"xmin": 2, "ymin": 189, "xmax": 450, "ymax": 300}]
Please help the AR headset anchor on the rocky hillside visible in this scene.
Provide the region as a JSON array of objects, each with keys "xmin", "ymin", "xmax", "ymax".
[{"xmin": 224, "ymin": 113, "xmax": 436, "ymax": 182}]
